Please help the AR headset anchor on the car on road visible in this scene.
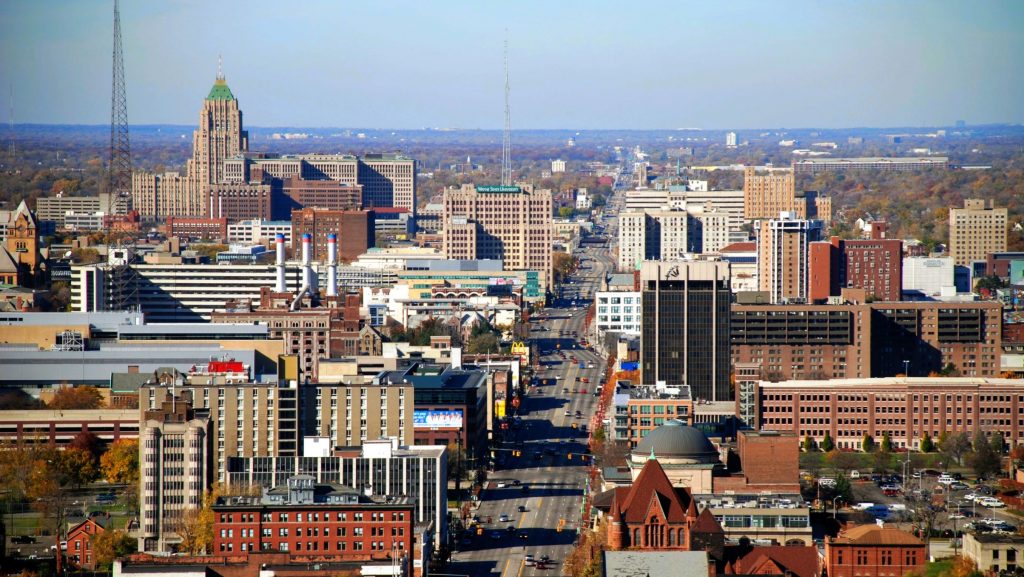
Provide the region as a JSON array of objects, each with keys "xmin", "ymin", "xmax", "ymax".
[
  {"xmin": 564, "ymin": 410, "xmax": 571, "ymax": 417},
  {"xmin": 949, "ymin": 513, "xmax": 966, "ymax": 520},
  {"xmin": 540, "ymin": 555, "xmax": 551, "ymax": 563},
  {"xmin": 512, "ymin": 479, "xmax": 521, "ymax": 486},
  {"xmin": 950, "ymin": 482, "xmax": 970, "ymax": 490},
  {"xmin": 11, "ymin": 535, "xmax": 36, "ymax": 544},
  {"xmin": 980, "ymin": 497, "xmax": 1005, "ymax": 508},
  {"xmin": 506, "ymin": 524, "xmax": 516, "ymax": 532},
  {"xmin": 518, "ymin": 531, "xmax": 529, "ymax": 540},
  {"xmin": 518, "ymin": 505, "xmax": 527, "ymax": 512},
  {"xmin": 497, "ymin": 482, "xmax": 508, "ymax": 488},
  {"xmin": 499, "ymin": 513, "xmax": 510, "ymax": 522},
  {"xmin": 525, "ymin": 554, "xmax": 535, "ymax": 566}
]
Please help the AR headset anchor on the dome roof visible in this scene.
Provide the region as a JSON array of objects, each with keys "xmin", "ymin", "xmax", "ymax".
[{"xmin": 634, "ymin": 420, "xmax": 719, "ymax": 461}]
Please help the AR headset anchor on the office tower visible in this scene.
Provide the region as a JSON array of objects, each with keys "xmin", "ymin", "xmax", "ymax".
[
  {"xmin": 726, "ymin": 132, "xmax": 738, "ymax": 147},
  {"xmin": 743, "ymin": 167, "xmax": 798, "ymax": 220},
  {"xmin": 291, "ymin": 208, "xmax": 375, "ymax": 263},
  {"xmin": 949, "ymin": 199, "xmax": 1008, "ymax": 266},
  {"xmin": 640, "ymin": 259, "xmax": 732, "ymax": 402},
  {"xmin": 757, "ymin": 213, "xmax": 822, "ymax": 304},
  {"xmin": 442, "ymin": 183, "xmax": 553, "ymax": 289},
  {"xmin": 139, "ymin": 393, "xmax": 212, "ymax": 553},
  {"xmin": 551, "ymin": 159, "xmax": 566, "ymax": 173}
]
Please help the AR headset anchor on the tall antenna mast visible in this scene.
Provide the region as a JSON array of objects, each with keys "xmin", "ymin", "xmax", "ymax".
[
  {"xmin": 7, "ymin": 84, "xmax": 13, "ymax": 163},
  {"xmin": 109, "ymin": 0, "xmax": 132, "ymax": 208},
  {"xmin": 501, "ymin": 34, "xmax": 512, "ymax": 187}
]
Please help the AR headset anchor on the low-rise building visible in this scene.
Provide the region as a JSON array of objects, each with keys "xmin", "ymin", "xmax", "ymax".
[
  {"xmin": 595, "ymin": 291, "xmax": 642, "ymax": 338},
  {"xmin": 211, "ymin": 475, "xmax": 415, "ymax": 568},
  {"xmin": 756, "ymin": 377, "xmax": 1024, "ymax": 450},
  {"xmin": 825, "ymin": 524, "xmax": 925, "ymax": 577},
  {"xmin": 65, "ymin": 517, "xmax": 108, "ymax": 570},
  {"xmin": 623, "ymin": 383, "xmax": 693, "ymax": 448},
  {"xmin": 962, "ymin": 531, "xmax": 1024, "ymax": 574}
]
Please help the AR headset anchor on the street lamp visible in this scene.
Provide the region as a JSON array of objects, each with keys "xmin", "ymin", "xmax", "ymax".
[
  {"xmin": 833, "ymin": 497, "xmax": 842, "ymax": 519},
  {"xmin": 903, "ymin": 360, "xmax": 910, "ymax": 376}
]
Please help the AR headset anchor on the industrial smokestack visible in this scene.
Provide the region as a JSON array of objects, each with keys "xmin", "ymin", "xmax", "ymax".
[
  {"xmin": 274, "ymin": 233, "xmax": 287, "ymax": 292},
  {"xmin": 327, "ymin": 233, "xmax": 338, "ymax": 297},
  {"xmin": 301, "ymin": 233, "xmax": 313, "ymax": 288}
]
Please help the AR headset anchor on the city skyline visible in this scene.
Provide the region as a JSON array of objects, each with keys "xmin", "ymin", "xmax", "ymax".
[{"xmin": 0, "ymin": 0, "xmax": 1022, "ymax": 129}]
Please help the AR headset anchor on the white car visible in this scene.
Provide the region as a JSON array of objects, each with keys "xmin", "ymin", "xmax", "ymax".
[
  {"xmin": 981, "ymin": 498, "xmax": 1005, "ymax": 508},
  {"xmin": 963, "ymin": 493, "xmax": 979, "ymax": 502},
  {"xmin": 497, "ymin": 482, "xmax": 508, "ymax": 488}
]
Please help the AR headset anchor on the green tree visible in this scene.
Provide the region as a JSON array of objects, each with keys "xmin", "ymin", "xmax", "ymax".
[
  {"xmin": 833, "ymin": 474, "xmax": 853, "ymax": 503},
  {"xmin": 466, "ymin": 332, "xmax": 499, "ymax": 354},
  {"xmin": 862, "ymin": 434, "xmax": 876, "ymax": 453},
  {"xmin": 821, "ymin": 431, "xmax": 835, "ymax": 452},
  {"xmin": 990, "ymin": 432, "xmax": 1007, "ymax": 455},
  {"xmin": 557, "ymin": 206, "xmax": 574, "ymax": 219},
  {"xmin": 940, "ymin": 432, "xmax": 971, "ymax": 466},
  {"xmin": 802, "ymin": 435, "xmax": 816, "ymax": 452},
  {"xmin": 880, "ymin": 433, "xmax": 893, "ymax": 454},
  {"xmin": 920, "ymin": 433, "xmax": 935, "ymax": 453}
]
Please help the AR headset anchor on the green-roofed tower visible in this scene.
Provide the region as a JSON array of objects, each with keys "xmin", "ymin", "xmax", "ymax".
[{"xmin": 206, "ymin": 56, "xmax": 236, "ymax": 101}]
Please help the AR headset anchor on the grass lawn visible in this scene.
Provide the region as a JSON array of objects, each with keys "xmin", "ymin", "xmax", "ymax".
[
  {"xmin": 921, "ymin": 558, "xmax": 954, "ymax": 577},
  {"xmin": 799, "ymin": 451, "xmax": 957, "ymax": 475}
]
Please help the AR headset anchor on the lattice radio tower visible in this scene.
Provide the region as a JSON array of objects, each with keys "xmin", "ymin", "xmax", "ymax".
[
  {"xmin": 6, "ymin": 84, "xmax": 13, "ymax": 163},
  {"xmin": 501, "ymin": 36, "xmax": 512, "ymax": 187},
  {"xmin": 108, "ymin": 0, "xmax": 138, "ymax": 311}
]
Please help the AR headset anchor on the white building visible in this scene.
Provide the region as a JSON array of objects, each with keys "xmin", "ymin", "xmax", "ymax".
[
  {"xmin": 227, "ymin": 219, "xmax": 293, "ymax": 246},
  {"xmin": 902, "ymin": 256, "xmax": 955, "ymax": 297},
  {"xmin": 575, "ymin": 188, "xmax": 591, "ymax": 210},
  {"xmin": 617, "ymin": 209, "xmax": 692, "ymax": 271},
  {"xmin": 595, "ymin": 291, "xmax": 642, "ymax": 337},
  {"xmin": 62, "ymin": 211, "xmax": 106, "ymax": 232},
  {"xmin": 726, "ymin": 132, "xmax": 738, "ymax": 147}
]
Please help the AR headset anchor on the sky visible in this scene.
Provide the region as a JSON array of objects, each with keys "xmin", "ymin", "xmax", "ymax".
[{"xmin": 0, "ymin": 0, "xmax": 1022, "ymax": 130}]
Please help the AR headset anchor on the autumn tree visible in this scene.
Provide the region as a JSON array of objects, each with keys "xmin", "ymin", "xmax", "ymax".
[
  {"xmin": 100, "ymin": 438, "xmax": 140, "ymax": 485},
  {"xmin": 176, "ymin": 485, "xmax": 222, "ymax": 554},
  {"xmin": 826, "ymin": 450, "xmax": 861, "ymax": 475},
  {"xmin": 48, "ymin": 386, "xmax": 104, "ymax": 410},
  {"xmin": 803, "ymin": 435, "xmax": 816, "ymax": 452},
  {"xmin": 58, "ymin": 447, "xmax": 99, "ymax": 487},
  {"xmin": 91, "ymin": 529, "xmax": 137, "ymax": 569},
  {"xmin": 940, "ymin": 432, "xmax": 971, "ymax": 466},
  {"xmin": 70, "ymin": 430, "xmax": 104, "ymax": 460}
]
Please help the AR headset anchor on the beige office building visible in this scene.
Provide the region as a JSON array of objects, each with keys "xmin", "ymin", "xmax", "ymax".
[
  {"xmin": 442, "ymin": 184, "xmax": 553, "ymax": 289},
  {"xmin": 743, "ymin": 167, "xmax": 799, "ymax": 220},
  {"xmin": 949, "ymin": 198, "xmax": 1008, "ymax": 266},
  {"xmin": 617, "ymin": 209, "xmax": 692, "ymax": 271}
]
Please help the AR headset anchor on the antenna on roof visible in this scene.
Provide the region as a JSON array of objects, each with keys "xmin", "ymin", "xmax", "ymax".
[
  {"xmin": 501, "ymin": 32, "xmax": 512, "ymax": 187},
  {"xmin": 217, "ymin": 54, "xmax": 224, "ymax": 81}
]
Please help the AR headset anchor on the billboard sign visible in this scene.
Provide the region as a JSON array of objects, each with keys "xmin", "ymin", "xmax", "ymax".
[{"xmin": 413, "ymin": 409, "xmax": 464, "ymax": 429}]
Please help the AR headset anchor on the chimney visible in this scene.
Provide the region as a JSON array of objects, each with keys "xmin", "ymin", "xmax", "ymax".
[
  {"xmin": 301, "ymin": 233, "xmax": 313, "ymax": 289},
  {"xmin": 274, "ymin": 234, "xmax": 287, "ymax": 292},
  {"xmin": 327, "ymin": 233, "xmax": 338, "ymax": 297}
]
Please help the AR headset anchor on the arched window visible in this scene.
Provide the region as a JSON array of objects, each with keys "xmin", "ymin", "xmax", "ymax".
[{"xmin": 667, "ymin": 528, "xmax": 675, "ymax": 547}]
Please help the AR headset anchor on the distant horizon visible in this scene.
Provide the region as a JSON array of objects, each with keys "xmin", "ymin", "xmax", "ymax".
[{"xmin": 8, "ymin": 122, "xmax": 1022, "ymax": 133}]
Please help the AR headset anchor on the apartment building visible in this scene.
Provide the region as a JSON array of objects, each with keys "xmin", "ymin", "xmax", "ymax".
[
  {"xmin": 139, "ymin": 393, "xmax": 212, "ymax": 553},
  {"xmin": 300, "ymin": 382, "xmax": 415, "ymax": 449},
  {"xmin": 743, "ymin": 168, "xmax": 798, "ymax": 220},
  {"xmin": 731, "ymin": 300, "xmax": 1003, "ymax": 381},
  {"xmin": 809, "ymin": 237, "xmax": 903, "ymax": 302},
  {"xmin": 755, "ymin": 377, "xmax": 1024, "ymax": 451},
  {"xmin": 949, "ymin": 198, "xmax": 1008, "ymax": 266},
  {"xmin": 442, "ymin": 184, "xmax": 553, "ymax": 289},
  {"xmin": 757, "ymin": 213, "xmax": 823, "ymax": 304},
  {"xmin": 623, "ymin": 383, "xmax": 694, "ymax": 448},
  {"xmin": 617, "ymin": 209, "xmax": 694, "ymax": 271}
]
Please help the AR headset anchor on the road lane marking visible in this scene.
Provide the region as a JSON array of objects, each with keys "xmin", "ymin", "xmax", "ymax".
[{"xmin": 502, "ymin": 558, "xmax": 511, "ymax": 577}]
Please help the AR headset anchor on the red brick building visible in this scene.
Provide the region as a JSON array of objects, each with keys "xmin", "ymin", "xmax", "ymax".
[
  {"xmin": 808, "ymin": 237, "xmax": 903, "ymax": 302},
  {"xmin": 605, "ymin": 457, "xmax": 721, "ymax": 550},
  {"xmin": 212, "ymin": 475, "xmax": 414, "ymax": 566},
  {"xmin": 207, "ymin": 182, "xmax": 273, "ymax": 221},
  {"xmin": 66, "ymin": 516, "xmax": 107, "ymax": 570},
  {"xmin": 825, "ymin": 524, "xmax": 925, "ymax": 577},
  {"xmin": 722, "ymin": 544, "xmax": 821, "ymax": 577},
  {"xmin": 167, "ymin": 217, "xmax": 228, "ymax": 241},
  {"xmin": 756, "ymin": 377, "xmax": 1024, "ymax": 451},
  {"xmin": 731, "ymin": 300, "xmax": 1003, "ymax": 381},
  {"xmin": 291, "ymin": 208, "xmax": 375, "ymax": 263}
]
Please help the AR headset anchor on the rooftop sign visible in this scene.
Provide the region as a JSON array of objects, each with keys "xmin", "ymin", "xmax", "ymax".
[{"xmin": 477, "ymin": 185, "xmax": 521, "ymax": 193}]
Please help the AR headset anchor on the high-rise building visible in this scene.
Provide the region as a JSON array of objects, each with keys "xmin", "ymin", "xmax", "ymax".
[
  {"xmin": 291, "ymin": 208, "xmax": 375, "ymax": 264},
  {"xmin": 617, "ymin": 209, "xmax": 694, "ymax": 271},
  {"xmin": 743, "ymin": 167, "xmax": 798, "ymax": 220},
  {"xmin": 442, "ymin": 184, "xmax": 553, "ymax": 289},
  {"xmin": 949, "ymin": 198, "xmax": 1008, "ymax": 266},
  {"xmin": 808, "ymin": 237, "xmax": 903, "ymax": 302},
  {"xmin": 726, "ymin": 132, "xmax": 738, "ymax": 147},
  {"xmin": 551, "ymin": 159, "xmax": 566, "ymax": 173},
  {"xmin": 757, "ymin": 213, "xmax": 822, "ymax": 304},
  {"xmin": 139, "ymin": 393, "xmax": 212, "ymax": 553},
  {"xmin": 640, "ymin": 260, "xmax": 732, "ymax": 401}
]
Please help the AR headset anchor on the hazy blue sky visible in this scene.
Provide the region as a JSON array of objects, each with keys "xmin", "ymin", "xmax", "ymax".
[{"xmin": 1, "ymin": 0, "xmax": 1021, "ymax": 129}]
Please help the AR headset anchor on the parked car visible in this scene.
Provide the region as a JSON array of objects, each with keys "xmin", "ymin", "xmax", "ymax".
[{"xmin": 818, "ymin": 478, "xmax": 837, "ymax": 488}]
